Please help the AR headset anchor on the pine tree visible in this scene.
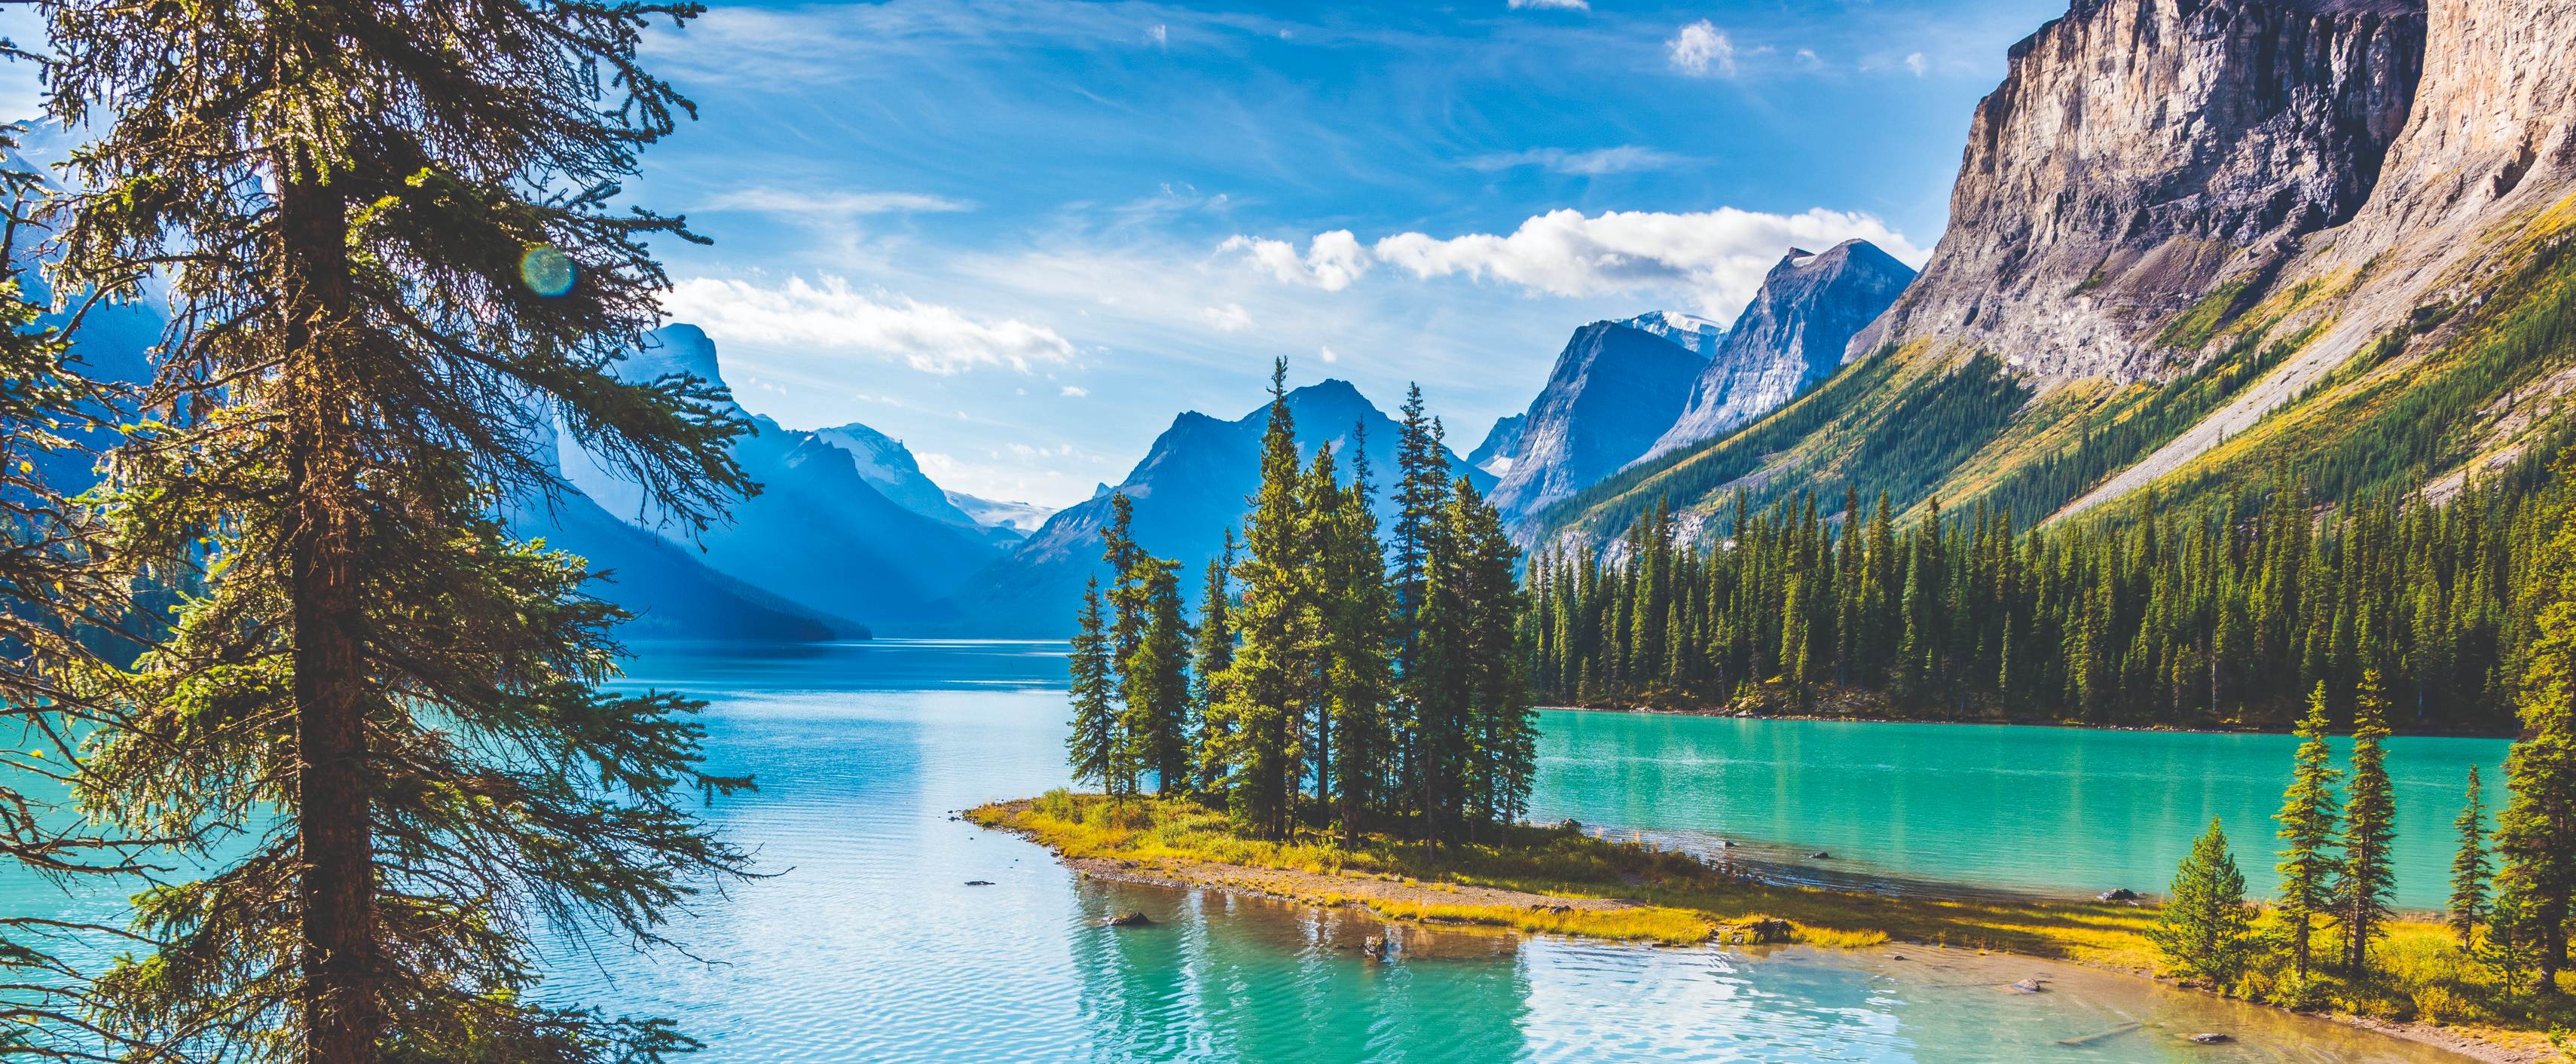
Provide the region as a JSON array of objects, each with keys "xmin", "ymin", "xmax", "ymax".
[
  {"xmin": 1189, "ymin": 534, "xmax": 1237, "ymax": 795},
  {"xmin": 1319, "ymin": 427, "xmax": 1394, "ymax": 845},
  {"xmin": 2153, "ymin": 818, "xmax": 2256, "ymax": 987},
  {"xmin": 52, "ymin": 0, "xmax": 757, "ymax": 1055},
  {"xmin": 2275, "ymin": 684, "xmax": 2343, "ymax": 980},
  {"xmin": 1121, "ymin": 558, "xmax": 1193, "ymax": 795},
  {"xmin": 1206, "ymin": 359, "xmax": 1309, "ymax": 838},
  {"xmin": 2495, "ymin": 506, "xmax": 2576, "ymax": 993},
  {"xmin": 2451, "ymin": 765, "xmax": 2491, "ymax": 949},
  {"xmin": 1068, "ymin": 577, "xmax": 1125, "ymax": 795},
  {"xmin": 2339, "ymin": 669, "xmax": 2398, "ymax": 974}
]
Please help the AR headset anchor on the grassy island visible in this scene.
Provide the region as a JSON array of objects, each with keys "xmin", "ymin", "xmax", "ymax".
[{"xmin": 978, "ymin": 791, "xmax": 2573, "ymax": 1059}]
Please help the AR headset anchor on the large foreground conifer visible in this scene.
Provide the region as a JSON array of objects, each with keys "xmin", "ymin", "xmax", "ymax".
[{"xmin": 45, "ymin": 0, "xmax": 757, "ymax": 1058}]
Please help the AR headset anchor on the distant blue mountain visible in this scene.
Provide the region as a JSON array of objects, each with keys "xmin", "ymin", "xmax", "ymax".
[
  {"xmin": 1484, "ymin": 321, "xmax": 1710, "ymax": 521},
  {"xmin": 946, "ymin": 378, "xmax": 1492, "ymax": 637},
  {"xmin": 560, "ymin": 326, "xmax": 1001, "ymax": 630}
]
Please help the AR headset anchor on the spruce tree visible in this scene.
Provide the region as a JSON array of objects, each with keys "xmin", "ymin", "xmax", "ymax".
[
  {"xmin": 2152, "ymin": 818, "xmax": 2256, "ymax": 987},
  {"xmin": 48, "ymin": 2, "xmax": 762, "ymax": 1056},
  {"xmin": 1205, "ymin": 359, "xmax": 1309, "ymax": 837},
  {"xmin": 1120, "ymin": 560, "xmax": 1193, "ymax": 796},
  {"xmin": 1189, "ymin": 534, "xmax": 1237, "ymax": 795},
  {"xmin": 1067, "ymin": 577, "xmax": 1123, "ymax": 795},
  {"xmin": 2495, "ymin": 507, "xmax": 2576, "ymax": 993},
  {"xmin": 2451, "ymin": 765, "xmax": 2490, "ymax": 949},
  {"xmin": 2275, "ymin": 684, "xmax": 2342, "ymax": 980},
  {"xmin": 2339, "ymin": 670, "xmax": 2397, "ymax": 974},
  {"xmin": 1319, "ymin": 428, "xmax": 1393, "ymax": 845}
]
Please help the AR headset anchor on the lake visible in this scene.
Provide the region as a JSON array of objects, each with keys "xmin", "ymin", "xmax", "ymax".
[{"xmin": 1, "ymin": 639, "xmax": 2506, "ymax": 1062}]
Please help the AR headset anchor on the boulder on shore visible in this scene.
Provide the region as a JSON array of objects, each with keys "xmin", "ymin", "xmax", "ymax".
[
  {"xmin": 1106, "ymin": 911, "xmax": 1152, "ymax": 928},
  {"xmin": 2186, "ymin": 1033, "xmax": 2231, "ymax": 1044},
  {"xmin": 2098, "ymin": 888, "xmax": 2140, "ymax": 903}
]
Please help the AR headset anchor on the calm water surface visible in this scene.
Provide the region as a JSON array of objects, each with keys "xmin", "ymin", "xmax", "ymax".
[{"xmin": 1, "ymin": 639, "xmax": 2499, "ymax": 1062}]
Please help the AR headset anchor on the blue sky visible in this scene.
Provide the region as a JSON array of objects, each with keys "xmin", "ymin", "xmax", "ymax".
[{"xmin": 11, "ymin": 0, "xmax": 2069, "ymax": 507}]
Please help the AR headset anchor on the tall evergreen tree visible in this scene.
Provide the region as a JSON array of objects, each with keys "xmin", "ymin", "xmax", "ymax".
[
  {"xmin": 2452, "ymin": 765, "xmax": 2491, "ymax": 949},
  {"xmin": 2339, "ymin": 670, "xmax": 2398, "ymax": 973},
  {"xmin": 2153, "ymin": 818, "xmax": 2256, "ymax": 987},
  {"xmin": 1205, "ymin": 359, "xmax": 1309, "ymax": 838},
  {"xmin": 2275, "ymin": 684, "xmax": 2343, "ymax": 980},
  {"xmin": 1121, "ymin": 560, "xmax": 1193, "ymax": 795},
  {"xmin": 1318, "ymin": 430, "xmax": 1394, "ymax": 845},
  {"xmin": 1189, "ymin": 534, "xmax": 1237, "ymax": 795},
  {"xmin": 2495, "ymin": 491, "xmax": 2576, "ymax": 993},
  {"xmin": 50, "ymin": 0, "xmax": 758, "ymax": 1056},
  {"xmin": 1067, "ymin": 577, "xmax": 1125, "ymax": 796}
]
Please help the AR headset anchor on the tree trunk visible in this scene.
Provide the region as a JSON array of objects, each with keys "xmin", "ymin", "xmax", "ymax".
[{"xmin": 282, "ymin": 170, "xmax": 380, "ymax": 1064}]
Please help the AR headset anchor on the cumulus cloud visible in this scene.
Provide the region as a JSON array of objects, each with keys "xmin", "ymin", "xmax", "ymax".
[
  {"xmin": 1225, "ymin": 207, "xmax": 1927, "ymax": 322},
  {"xmin": 1061, "ymin": 385, "xmax": 1089, "ymax": 397},
  {"xmin": 1201, "ymin": 303, "xmax": 1256, "ymax": 332},
  {"xmin": 701, "ymin": 187, "xmax": 971, "ymax": 217},
  {"xmin": 1667, "ymin": 20, "xmax": 1735, "ymax": 78},
  {"xmin": 1318, "ymin": 345, "xmax": 1341, "ymax": 364},
  {"xmin": 1462, "ymin": 145, "xmax": 1683, "ymax": 176},
  {"xmin": 1904, "ymin": 52, "xmax": 1928, "ymax": 77},
  {"xmin": 666, "ymin": 275, "xmax": 1077, "ymax": 375},
  {"xmin": 1145, "ymin": 23, "xmax": 1167, "ymax": 47},
  {"xmin": 1218, "ymin": 231, "xmax": 1372, "ymax": 291},
  {"xmin": 1507, "ymin": 0, "xmax": 1589, "ymax": 9}
]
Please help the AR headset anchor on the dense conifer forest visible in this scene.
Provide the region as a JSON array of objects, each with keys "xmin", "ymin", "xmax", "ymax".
[{"xmin": 1527, "ymin": 465, "xmax": 2576, "ymax": 735}]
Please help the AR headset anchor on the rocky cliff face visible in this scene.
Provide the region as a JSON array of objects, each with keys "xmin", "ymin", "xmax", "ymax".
[
  {"xmin": 1646, "ymin": 240, "xmax": 1915, "ymax": 460},
  {"xmin": 1854, "ymin": 0, "xmax": 2427, "ymax": 381},
  {"xmin": 1485, "ymin": 322, "xmax": 1708, "ymax": 521}
]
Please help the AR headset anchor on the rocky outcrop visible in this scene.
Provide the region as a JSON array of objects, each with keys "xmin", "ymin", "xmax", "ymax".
[
  {"xmin": 2064, "ymin": 0, "xmax": 2576, "ymax": 515},
  {"xmin": 1853, "ymin": 0, "xmax": 2428, "ymax": 381},
  {"xmin": 1645, "ymin": 240, "xmax": 1916, "ymax": 460},
  {"xmin": 1619, "ymin": 310, "xmax": 1725, "ymax": 357},
  {"xmin": 1467, "ymin": 412, "xmax": 1528, "ymax": 476},
  {"xmin": 1486, "ymin": 322, "xmax": 1709, "ymax": 521}
]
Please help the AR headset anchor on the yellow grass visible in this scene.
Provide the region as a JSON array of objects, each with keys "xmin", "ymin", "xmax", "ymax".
[{"xmin": 976, "ymin": 790, "xmax": 2576, "ymax": 1043}]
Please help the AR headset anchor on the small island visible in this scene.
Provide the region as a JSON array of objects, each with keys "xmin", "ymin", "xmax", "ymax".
[{"xmin": 976, "ymin": 790, "xmax": 2550, "ymax": 1063}]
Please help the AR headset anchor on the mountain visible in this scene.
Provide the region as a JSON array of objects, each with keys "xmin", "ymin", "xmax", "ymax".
[
  {"xmin": 506, "ymin": 489, "xmax": 866, "ymax": 642},
  {"xmin": 1484, "ymin": 322, "xmax": 1710, "ymax": 522},
  {"xmin": 1642, "ymin": 241, "xmax": 1917, "ymax": 461},
  {"xmin": 561, "ymin": 325, "xmax": 1001, "ymax": 628},
  {"xmin": 1851, "ymin": 0, "xmax": 2427, "ymax": 382},
  {"xmin": 1618, "ymin": 310, "xmax": 1725, "ymax": 356},
  {"xmin": 1467, "ymin": 414, "xmax": 1528, "ymax": 476},
  {"xmin": 808, "ymin": 420, "xmax": 1031, "ymax": 545},
  {"xmin": 949, "ymin": 379, "xmax": 1493, "ymax": 637},
  {"xmin": 1535, "ymin": 0, "xmax": 2576, "ymax": 549},
  {"xmin": 943, "ymin": 490, "xmax": 1056, "ymax": 539}
]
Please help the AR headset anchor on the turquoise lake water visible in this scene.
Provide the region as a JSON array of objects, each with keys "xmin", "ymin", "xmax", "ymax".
[{"xmin": 2, "ymin": 640, "xmax": 2507, "ymax": 1062}]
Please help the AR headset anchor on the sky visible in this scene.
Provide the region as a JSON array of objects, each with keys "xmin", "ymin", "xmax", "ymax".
[{"xmin": 3, "ymin": 0, "xmax": 2070, "ymax": 509}]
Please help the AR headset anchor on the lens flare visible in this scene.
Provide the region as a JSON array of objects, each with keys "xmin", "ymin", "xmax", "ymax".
[{"xmin": 518, "ymin": 246, "xmax": 576, "ymax": 298}]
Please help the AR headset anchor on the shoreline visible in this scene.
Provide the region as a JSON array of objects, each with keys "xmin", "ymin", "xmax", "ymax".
[
  {"xmin": 1548, "ymin": 699, "xmax": 2523, "ymax": 740},
  {"xmin": 973, "ymin": 794, "xmax": 2547, "ymax": 1064}
]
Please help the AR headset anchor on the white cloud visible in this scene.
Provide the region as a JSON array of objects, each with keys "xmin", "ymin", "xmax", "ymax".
[
  {"xmin": 1201, "ymin": 303, "xmax": 1256, "ymax": 332},
  {"xmin": 1904, "ymin": 52, "xmax": 1928, "ymax": 77},
  {"xmin": 1507, "ymin": 0, "xmax": 1589, "ymax": 9},
  {"xmin": 1667, "ymin": 20, "xmax": 1736, "ymax": 78},
  {"xmin": 1061, "ymin": 385, "xmax": 1090, "ymax": 397},
  {"xmin": 1224, "ymin": 207, "xmax": 1925, "ymax": 322},
  {"xmin": 1218, "ymin": 231, "xmax": 1373, "ymax": 291},
  {"xmin": 1145, "ymin": 23, "xmax": 1167, "ymax": 47},
  {"xmin": 1462, "ymin": 145, "xmax": 1683, "ymax": 176},
  {"xmin": 666, "ymin": 275, "xmax": 1077, "ymax": 375},
  {"xmin": 701, "ymin": 187, "xmax": 972, "ymax": 218},
  {"xmin": 1318, "ymin": 345, "xmax": 1340, "ymax": 364},
  {"xmin": 1794, "ymin": 47, "xmax": 1823, "ymax": 71}
]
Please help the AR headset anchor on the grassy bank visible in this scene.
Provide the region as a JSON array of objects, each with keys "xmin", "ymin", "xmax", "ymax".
[{"xmin": 975, "ymin": 791, "xmax": 2574, "ymax": 1053}]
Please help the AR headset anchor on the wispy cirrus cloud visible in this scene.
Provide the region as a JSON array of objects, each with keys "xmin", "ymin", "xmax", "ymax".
[
  {"xmin": 1462, "ymin": 145, "xmax": 1684, "ymax": 176},
  {"xmin": 666, "ymin": 275, "xmax": 1077, "ymax": 375},
  {"xmin": 701, "ymin": 187, "xmax": 974, "ymax": 218},
  {"xmin": 1506, "ymin": 0, "xmax": 1589, "ymax": 10}
]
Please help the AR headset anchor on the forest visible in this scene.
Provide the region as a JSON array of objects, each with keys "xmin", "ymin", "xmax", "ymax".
[{"xmin": 1066, "ymin": 363, "xmax": 1536, "ymax": 848}]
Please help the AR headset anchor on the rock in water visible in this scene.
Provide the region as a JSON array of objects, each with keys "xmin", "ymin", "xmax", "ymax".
[
  {"xmin": 1809, "ymin": 851, "xmax": 1832, "ymax": 860},
  {"xmin": 2098, "ymin": 888, "xmax": 2140, "ymax": 903},
  {"xmin": 1105, "ymin": 911, "xmax": 1151, "ymax": 928},
  {"xmin": 2186, "ymin": 1032, "xmax": 2232, "ymax": 1044},
  {"xmin": 1361, "ymin": 935, "xmax": 1389, "ymax": 962},
  {"xmin": 2010, "ymin": 978, "xmax": 2047, "ymax": 994}
]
